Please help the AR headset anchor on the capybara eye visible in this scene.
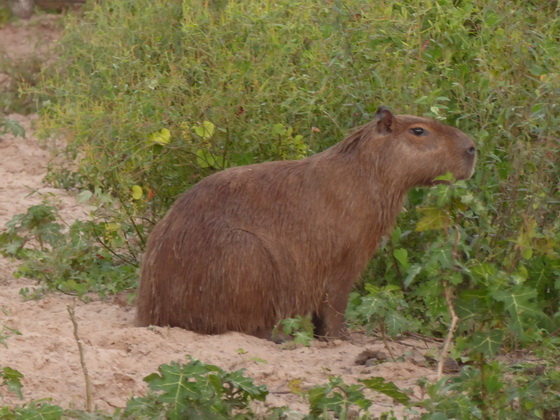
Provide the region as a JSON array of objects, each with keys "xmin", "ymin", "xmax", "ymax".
[{"xmin": 410, "ymin": 127, "xmax": 426, "ymax": 136}]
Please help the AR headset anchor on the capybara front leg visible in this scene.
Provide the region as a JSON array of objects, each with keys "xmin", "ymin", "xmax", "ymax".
[{"xmin": 312, "ymin": 293, "xmax": 348, "ymax": 339}]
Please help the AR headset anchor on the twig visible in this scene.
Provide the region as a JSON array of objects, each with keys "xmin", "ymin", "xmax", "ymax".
[
  {"xmin": 379, "ymin": 320, "xmax": 396, "ymax": 362},
  {"xmin": 437, "ymin": 224, "xmax": 462, "ymax": 379},
  {"xmin": 437, "ymin": 279, "xmax": 459, "ymax": 380},
  {"xmin": 67, "ymin": 302, "xmax": 93, "ymax": 412}
]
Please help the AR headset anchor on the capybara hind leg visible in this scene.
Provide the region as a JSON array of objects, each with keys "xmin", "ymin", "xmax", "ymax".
[{"xmin": 312, "ymin": 296, "xmax": 348, "ymax": 339}]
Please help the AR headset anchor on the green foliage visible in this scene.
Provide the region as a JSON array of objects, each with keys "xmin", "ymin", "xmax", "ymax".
[
  {"xmin": 0, "ymin": 319, "xmax": 21, "ymax": 349},
  {"xmin": 123, "ymin": 359, "xmax": 268, "ymax": 419},
  {"xmin": 353, "ymin": 177, "xmax": 558, "ymax": 347},
  {"xmin": 28, "ymin": 0, "xmax": 559, "ymax": 345},
  {"xmin": 347, "ymin": 284, "xmax": 421, "ymax": 337},
  {"xmin": 275, "ymin": 316, "xmax": 315, "ymax": 347},
  {"xmin": 2, "ymin": 356, "xmax": 559, "ymax": 419},
  {"xmin": 418, "ymin": 360, "xmax": 560, "ymax": 420},
  {"xmin": 306, "ymin": 375, "xmax": 409, "ymax": 419},
  {"xmin": 0, "ymin": 116, "xmax": 25, "ymax": 137},
  {"xmin": 0, "ymin": 53, "xmax": 45, "ymax": 114},
  {"xmin": 0, "ymin": 366, "xmax": 24, "ymax": 399},
  {"xmin": 0, "ymin": 203, "xmax": 137, "ymax": 297},
  {"xmin": 0, "ymin": 400, "xmax": 64, "ymax": 420}
]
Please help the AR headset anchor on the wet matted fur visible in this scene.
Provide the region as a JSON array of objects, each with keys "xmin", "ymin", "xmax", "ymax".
[{"xmin": 137, "ymin": 107, "xmax": 477, "ymax": 339}]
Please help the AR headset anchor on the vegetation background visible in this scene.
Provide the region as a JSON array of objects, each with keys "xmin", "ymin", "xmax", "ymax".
[{"xmin": 0, "ymin": 0, "xmax": 558, "ymax": 418}]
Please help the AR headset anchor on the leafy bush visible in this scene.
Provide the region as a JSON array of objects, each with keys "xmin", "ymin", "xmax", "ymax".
[
  {"xmin": 3, "ymin": 357, "xmax": 560, "ymax": 419},
  {"xmin": 4, "ymin": 0, "xmax": 557, "ymax": 415},
  {"xmin": 306, "ymin": 375, "xmax": 410, "ymax": 420},
  {"xmin": 34, "ymin": 0, "xmax": 559, "ymax": 332},
  {"xmin": 418, "ymin": 360, "xmax": 560, "ymax": 420},
  {"xmin": 0, "ymin": 203, "xmax": 137, "ymax": 297},
  {"xmin": 0, "ymin": 52, "xmax": 45, "ymax": 114},
  {"xmin": 123, "ymin": 359, "xmax": 268, "ymax": 419}
]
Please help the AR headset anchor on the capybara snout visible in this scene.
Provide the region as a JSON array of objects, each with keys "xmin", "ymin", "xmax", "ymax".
[{"xmin": 137, "ymin": 106, "xmax": 476, "ymax": 340}]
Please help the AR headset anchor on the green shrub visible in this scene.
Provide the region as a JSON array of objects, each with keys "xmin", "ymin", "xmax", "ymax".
[
  {"xmin": 24, "ymin": 0, "xmax": 560, "ymax": 355},
  {"xmin": 123, "ymin": 359, "xmax": 268, "ymax": 419},
  {"xmin": 0, "ymin": 203, "xmax": 138, "ymax": 297},
  {"xmin": 0, "ymin": 53, "xmax": 45, "ymax": 114},
  {"xmin": 418, "ymin": 359, "xmax": 560, "ymax": 420}
]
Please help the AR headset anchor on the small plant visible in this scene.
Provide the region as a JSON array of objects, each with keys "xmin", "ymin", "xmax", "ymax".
[
  {"xmin": 0, "ymin": 116, "xmax": 25, "ymax": 137},
  {"xmin": 0, "ymin": 366, "xmax": 24, "ymax": 400},
  {"xmin": 0, "ymin": 202, "xmax": 138, "ymax": 297},
  {"xmin": 306, "ymin": 375, "xmax": 410, "ymax": 419},
  {"xmin": 123, "ymin": 359, "xmax": 268, "ymax": 419},
  {"xmin": 0, "ymin": 399, "xmax": 63, "ymax": 419},
  {"xmin": 275, "ymin": 316, "xmax": 315, "ymax": 347},
  {"xmin": 417, "ymin": 359, "xmax": 560, "ymax": 420},
  {"xmin": 0, "ymin": 307, "xmax": 21, "ymax": 348},
  {"xmin": 0, "ymin": 53, "xmax": 45, "ymax": 114},
  {"xmin": 348, "ymin": 284, "xmax": 421, "ymax": 338}
]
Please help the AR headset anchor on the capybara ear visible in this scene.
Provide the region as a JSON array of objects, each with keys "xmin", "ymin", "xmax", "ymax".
[{"xmin": 375, "ymin": 106, "xmax": 394, "ymax": 134}]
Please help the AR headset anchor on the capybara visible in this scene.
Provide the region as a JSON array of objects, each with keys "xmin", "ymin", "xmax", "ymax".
[{"xmin": 137, "ymin": 107, "xmax": 476, "ymax": 339}]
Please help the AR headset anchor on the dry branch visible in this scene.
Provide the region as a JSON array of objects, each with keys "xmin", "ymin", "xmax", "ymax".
[{"xmin": 67, "ymin": 301, "xmax": 93, "ymax": 412}]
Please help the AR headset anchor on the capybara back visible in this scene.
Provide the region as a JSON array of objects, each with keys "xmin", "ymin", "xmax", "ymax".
[{"xmin": 137, "ymin": 107, "xmax": 476, "ymax": 339}]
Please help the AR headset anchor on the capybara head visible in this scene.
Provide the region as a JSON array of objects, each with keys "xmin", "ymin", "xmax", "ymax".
[
  {"xmin": 137, "ymin": 106, "xmax": 476, "ymax": 340},
  {"xmin": 339, "ymin": 106, "xmax": 476, "ymax": 189}
]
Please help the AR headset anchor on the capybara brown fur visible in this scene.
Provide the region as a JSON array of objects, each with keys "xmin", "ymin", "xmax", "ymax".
[{"xmin": 137, "ymin": 107, "xmax": 476, "ymax": 340}]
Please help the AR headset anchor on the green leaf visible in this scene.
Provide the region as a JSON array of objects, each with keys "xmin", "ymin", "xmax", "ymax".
[
  {"xmin": 470, "ymin": 263, "xmax": 498, "ymax": 284},
  {"xmin": 455, "ymin": 289, "xmax": 491, "ymax": 322},
  {"xmin": 149, "ymin": 128, "xmax": 171, "ymax": 145},
  {"xmin": 76, "ymin": 190, "xmax": 93, "ymax": 203},
  {"xmin": 223, "ymin": 369, "xmax": 268, "ymax": 402},
  {"xmin": 105, "ymin": 222, "xmax": 121, "ymax": 232},
  {"xmin": 193, "ymin": 121, "xmax": 215, "ymax": 139},
  {"xmin": 1, "ymin": 366, "xmax": 24, "ymax": 399},
  {"xmin": 271, "ymin": 123, "xmax": 286, "ymax": 136},
  {"xmin": 355, "ymin": 294, "xmax": 388, "ymax": 319},
  {"xmin": 470, "ymin": 330, "xmax": 504, "ymax": 357},
  {"xmin": 393, "ymin": 248, "xmax": 409, "ymax": 269},
  {"xmin": 131, "ymin": 185, "xmax": 143, "ymax": 200},
  {"xmin": 360, "ymin": 377, "xmax": 410, "ymax": 405},
  {"xmin": 196, "ymin": 149, "xmax": 225, "ymax": 169},
  {"xmin": 14, "ymin": 401, "xmax": 63, "ymax": 419},
  {"xmin": 415, "ymin": 207, "xmax": 451, "ymax": 232},
  {"xmin": 433, "ymin": 172, "xmax": 455, "ymax": 182},
  {"xmin": 521, "ymin": 247, "xmax": 533, "ymax": 260},
  {"xmin": 403, "ymin": 264, "xmax": 422, "ymax": 289},
  {"xmin": 145, "ymin": 362, "xmax": 197, "ymax": 416},
  {"xmin": 143, "ymin": 359, "xmax": 267, "ymax": 418},
  {"xmin": 384, "ymin": 311, "xmax": 409, "ymax": 337},
  {"xmin": 0, "ymin": 118, "xmax": 25, "ymax": 137},
  {"xmin": 492, "ymin": 287, "xmax": 544, "ymax": 338},
  {"xmin": 308, "ymin": 377, "xmax": 371, "ymax": 416}
]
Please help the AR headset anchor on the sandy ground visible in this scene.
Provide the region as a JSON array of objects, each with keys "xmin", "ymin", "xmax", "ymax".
[{"xmin": 0, "ymin": 15, "xmax": 440, "ymax": 418}]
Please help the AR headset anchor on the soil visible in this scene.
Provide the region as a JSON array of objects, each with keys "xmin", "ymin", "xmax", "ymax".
[{"xmin": 0, "ymin": 14, "xmax": 441, "ymax": 418}]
